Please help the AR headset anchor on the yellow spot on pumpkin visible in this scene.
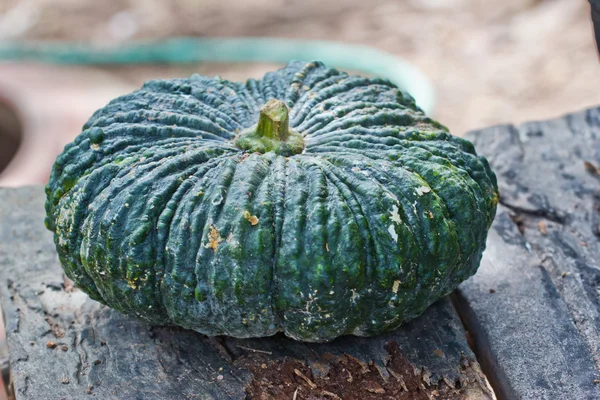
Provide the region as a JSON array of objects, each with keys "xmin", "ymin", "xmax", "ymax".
[
  {"xmin": 392, "ymin": 280, "xmax": 401, "ymax": 294},
  {"xmin": 127, "ymin": 278, "xmax": 138, "ymax": 289},
  {"xmin": 243, "ymin": 211, "xmax": 259, "ymax": 226},
  {"xmin": 206, "ymin": 225, "xmax": 222, "ymax": 251},
  {"xmin": 325, "ymin": 242, "xmax": 330, "ymax": 252},
  {"xmin": 90, "ymin": 143, "xmax": 100, "ymax": 150},
  {"xmin": 492, "ymin": 192, "xmax": 499, "ymax": 206}
]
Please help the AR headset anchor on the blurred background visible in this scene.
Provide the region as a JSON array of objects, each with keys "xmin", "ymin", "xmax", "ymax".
[
  {"xmin": 0, "ymin": 0, "xmax": 598, "ymax": 186},
  {"xmin": 0, "ymin": 0, "xmax": 598, "ymax": 398}
]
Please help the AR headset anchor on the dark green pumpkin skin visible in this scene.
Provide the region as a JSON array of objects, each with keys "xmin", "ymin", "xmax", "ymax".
[{"xmin": 45, "ymin": 61, "xmax": 498, "ymax": 342}]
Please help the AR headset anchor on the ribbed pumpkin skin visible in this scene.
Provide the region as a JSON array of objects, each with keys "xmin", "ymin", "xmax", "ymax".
[{"xmin": 45, "ymin": 61, "xmax": 498, "ymax": 342}]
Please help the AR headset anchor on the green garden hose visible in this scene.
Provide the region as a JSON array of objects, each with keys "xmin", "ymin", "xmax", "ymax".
[{"xmin": 0, "ymin": 37, "xmax": 435, "ymax": 115}]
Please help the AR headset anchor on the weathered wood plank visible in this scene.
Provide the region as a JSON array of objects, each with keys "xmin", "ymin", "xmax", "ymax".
[
  {"xmin": 0, "ymin": 186, "xmax": 492, "ymax": 400},
  {"xmin": 458, "ymin": 108, "xmax": 600, "ymax": 399}
]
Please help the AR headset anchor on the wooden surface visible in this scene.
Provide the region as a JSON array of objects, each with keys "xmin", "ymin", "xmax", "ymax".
[
  {"xmin": 3, "ymin": 105, "xmax": 600, "ymax": 399},
  {"xmin": 457, "ymin": 108, "xmax": 600, "ymax": 399}
]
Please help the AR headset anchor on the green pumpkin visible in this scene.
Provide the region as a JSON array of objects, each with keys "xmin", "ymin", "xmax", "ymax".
[{"xmin": 45, "ymin": 61, "xmax": 498, "ymax": 342}]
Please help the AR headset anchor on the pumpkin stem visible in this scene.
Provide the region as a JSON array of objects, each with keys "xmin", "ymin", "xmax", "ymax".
[
  {"xmin": 234, "ymin": 99, "xmax": 304, "ymax": 156},
  {"xmin": 256, "ymin": 99, "xmax": 290, "ymax": 141}
]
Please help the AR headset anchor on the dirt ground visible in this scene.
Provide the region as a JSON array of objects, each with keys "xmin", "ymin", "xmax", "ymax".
[{"xmin": 0, "ymin": 0, "xmax": 598, "ymax": 135}]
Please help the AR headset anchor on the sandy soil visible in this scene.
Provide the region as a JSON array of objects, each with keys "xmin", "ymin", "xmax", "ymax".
[{"xmin": 0, "ymin": 0, "xmax": 598, "ymax": 134}]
